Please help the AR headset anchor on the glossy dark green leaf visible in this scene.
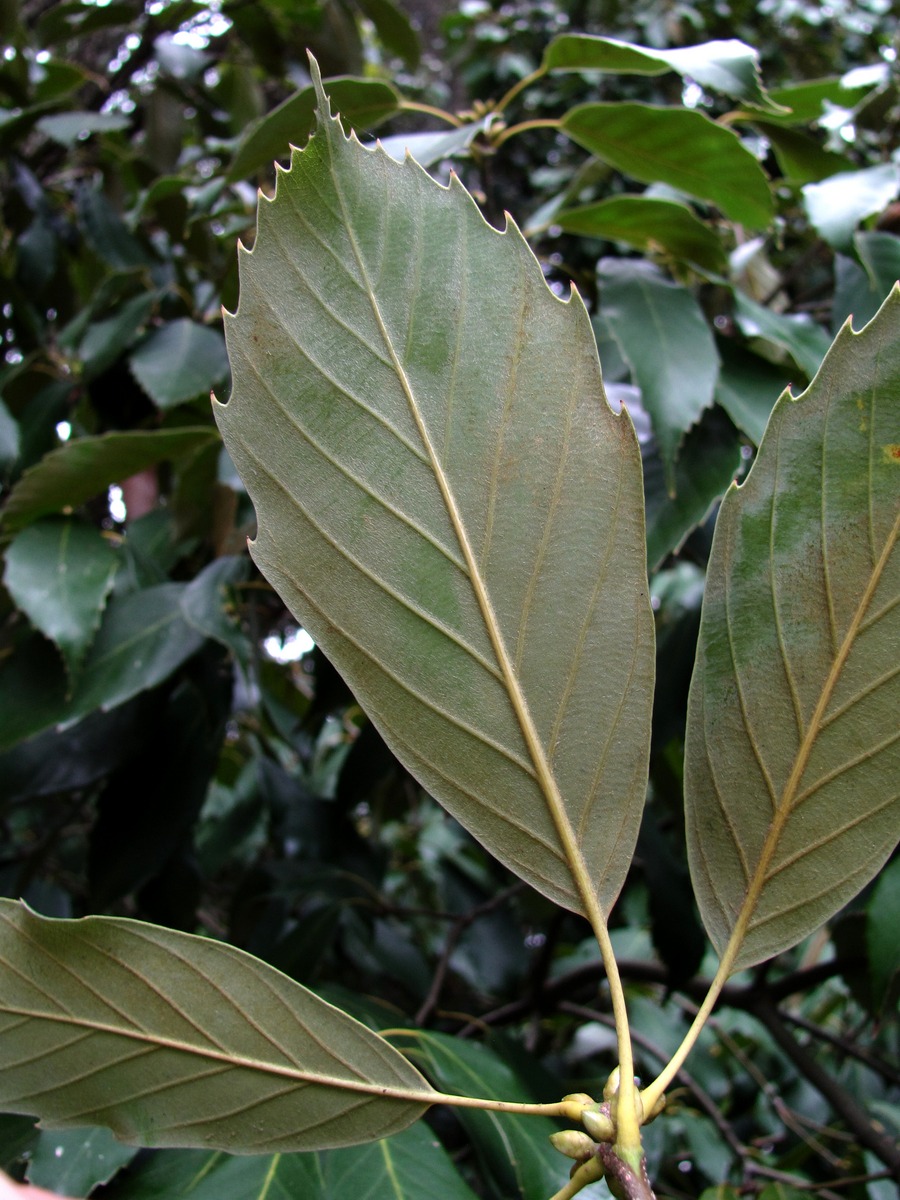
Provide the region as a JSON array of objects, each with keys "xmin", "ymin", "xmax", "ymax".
[
  {"xmin": 715, "ymin": 342, "xmax": 794, "ymax": 445},
  {"xmin": 867, "ymin": 854, "xmax": 900, "ymax": 1011},
  {"xmin": 644, "ymin": 406, "xmax": 743, "ymax": 570},
  {"xmin": 766, "ymin": 76, "xmax": 879, "ymax": 125},
  {"xmin": 599, "ymin": 259, "xmax": 720, "ymax": 495},
  {"xmin": 0, "ymin": 900, "xmax": 437, "ymax": 1151},
  {"xmin": 129, "ymin": 320, "xmax": 229, "ymax": 409},
  {"xmin": 0, "ymin": 428, "xmax": 219, "ymax": 532},
  {"xmin": 555, "ymin": 196, "xmax": 726, "ymax": 272},
  {"xmin": 561, "ymin": 103, "xmax": 773, "ymax": 228},
  {"xmin": 77, "ymin": 186, "xmax": 151, "ymax": 270},
  {"xmin": 356, "ymin": 0, "xmax": 420, "ymax": 68},
  {"xmin": 686, "ymin": 288, "xmax": 900, "ymax": 971},
  {"xmin": 227, "ymin": 78, "xmax": 400, "ymax": 182},
  {"xmin": 0, "ymin": 584, "xmax": 204, "ymax": 752},
  {"xmin": 3, "ymin": 518, "xmax": 119, "ymax": 679},
  {"xmin": 732, "ymin": 293, "xmax": 830, "ymax": 380},
  {"xmin": 802, "ymin": 163, "xmax": 900, "ymax": 252},
  {"xmin": 102, "ymin": 1146, "xmax": 325, "ymax": 1200},
  {"xmin": 404, "ymin": 1032, "xmax": 563, "ymax": 1200},
  {"xmin": 215, "ymin": 65, "xmax": 654, "ymax": 921},
  {"xmin": 27, "ymin": 1126, "xmax": 138, "ymax": 1195},
  {"xmin": 180, "ymin": 554, "xmax": 252, "ymax": 666},
  {"xmin": 79, "ymin": 293, "xmax": 156, "ymax": 378},
  {"xmin": 545, "ymin": 35, "xmax": 779, "ymax": 111},
  {"xmin": 325, "ymin": 1122, "xmax": 479, "ymax": 1200},
  {"xmin": 751, "ymin": 120, "xmax": 851, "ymax": 184}
]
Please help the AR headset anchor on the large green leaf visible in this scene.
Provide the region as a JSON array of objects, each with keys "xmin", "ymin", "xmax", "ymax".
[
  {"xmin": 214, "ymin": 65, "xmax": 654, "ymax": 920},
  {"xmin": 27, "ymin": 1126, "xmax": 138, "ymax": 1195},
  {"xmin": 0, "ymin": 901, "xmax": 436, "ymax": 1151},
  {"xmin": 560, "ymin": 103, "xmax": 773, "ymax": 229},
  {"xmin": 684, "ymin": 288, "xmax": 900, "ymax": 972},
  {"xmin": 129, "ymin": 320, "xmax": 229, "ymax": 409}
]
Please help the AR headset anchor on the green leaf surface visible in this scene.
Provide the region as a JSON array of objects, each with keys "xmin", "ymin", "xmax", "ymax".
[
  {"xmin": 732, "ymin": 292, "xmax": 831, "ymax": 381},
  {"xmin": 214, "ymin": 66, "xmax": 655, "ymax": 920},
  {"xmin": 404, "ymin": 1032, "xmax": 562, "ymax": 1200},
  {"xmin": 802, "ymin": 163, "xmax": 900, "ymax": 252},
  {"xmin": 544, "ymin": 36, "xmax": 779, "ymax": 111},
  {"xmin": 79, "ymin": 293, "xmax": 156, "ymax": 379},
  {"xmin": 715, "ymin": 343, "xmax": 794, "ymax": 446},
  {"xmin": 3, "ymin": 518, "xmax": 119, "ymax": 679},
  {"xmin": 644, "ymin": 407, "xmax": 743, "ymax": 570},
  {"xmin": 685, "ymin": 288, "xmax": 900, "ymax": 971},
  {"xmin": 0, "ymin": 584, "xmax": 204, "ymax": 752},
  {"xmin": 598, "ymin": 259, "xmax": 721, "ymax": 495},
  {"xmin": 750, "ymin": 120, "xmax": 851, "ymax": 184},
  {"xmin": 0, "ymin": 900, "xmax": 436, "ymax": 1151},
  {"xmin": 326, "ymin": 1121, "xmax": 479, "ymax": 1200},
  {"xmin": 555, "ymin": 195, "xmax": 726, "ymax": 273},
  {"xmin": 376, "ymin": 120, "xmax": 487, "ymax": 168},
  {"xmin": 766, "ymin": 75, "xmax": 880, "ymax": 125},
  {"xmin": 36, "ymin": 110, "xmax": 131, "ymax": 146},
  {"xmin": 833, "ymin": 231, "xmax": 900, "ymax": 334},
  {"xmin": 356, "ymin": 0, "xmax": 420, "ymax": 68},
  {"xmin": 129, "ymin": 320, "xmax": 229, "ymax": 409},
  {"xmin": 867, "ymin": 854, "xmax": 900, "ymax": 1011},
  {"xmin": 561, "ymin": 103, "xmax": 773, "ymax": 228},
  {"xmin": 227, "ymin": 78, "xmax": 400, "ymax": 183},
  {"xmin": 0, "ymin": 428, "xmax": 219, "ymax": 533},
  {"xmin": 0, "ymin": 397, "xmax": 21, "ymax": 477},
  {"xmin": 27, "ymin": 1126, "xmax": 138, "ymax": 1195},
  {"xmin": 102, "ymin": 1147, "xmax": 325, "ymax": 1200}
]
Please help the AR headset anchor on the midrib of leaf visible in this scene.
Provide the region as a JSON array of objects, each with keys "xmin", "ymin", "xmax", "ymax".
[
  {"xmin": 328, "ymin": 154, "xmax": 606, "ymax": 944},
  {"xmin": 2, "ymin": 1001, "xmax": 437, "ymax": 1106},
  {"xmin": 379, "ymin": 1139, "xmax": 404, "ymax": 1199}
]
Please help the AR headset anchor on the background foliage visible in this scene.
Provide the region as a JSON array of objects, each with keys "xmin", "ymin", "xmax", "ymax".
[{"xmin": 0, "ymin": 1, "xmax": 898, "ymax": 1198}]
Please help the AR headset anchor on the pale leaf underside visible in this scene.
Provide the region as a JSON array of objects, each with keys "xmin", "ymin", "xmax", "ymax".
[
  {"xmin": 214, "ymin": 65, "xmax": 655, "ymax": 919},
  {"xmin": 686, "ymin": 287, "xmax": 900, "ymax": 971},
  {"xmin": 0, "ymin": 901, "xmax": 435, "ymax": 1152}
]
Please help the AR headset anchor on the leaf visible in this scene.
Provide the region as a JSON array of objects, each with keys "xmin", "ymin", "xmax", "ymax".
[
  {"xmin": 750, "ymin": 120, "xmax": 851, "ymax": 184},
  {"xmin": 227, "ymin": 78, "xmax": 400, "ymax": 183},
  {"xmin": 355, "ymin": 0, "xmax": 420, "ymax": 69},
  {"xmin": 3, "ymin": 518, "xmax": 119, "ymax": 679},
  {"xmin": 0, "ymin": 584, "xmax": 205, "ymax": 752},
  {"xmin": 715, "ymin": 343, "xmax": 794, "ymax": 446},
  {"xmin": 545, "ymin": 35, "xmax": 781, "ymax": 112},
  {"xmin": 0, "ymin": 397, "xmax": 19, "ymax": 477},
  {"xmin": 560, "ymin": 103, "xmax": 773, "ymax": 229},
  {"xmin": 325, "ymin": 1122, "xmax": 479, "ymax": 1199},
  {"xmin": 36, "ymin": 110, "xmax": 131, "ymax": 146},
  {"xmin": 376, "ymin": 120, "xmax": 487, "ymax": 168},
  {"xmin": 129, "ymin": 320, "xmax": 230, "ymax": 409},
  {"xmin": 867, "ymin": 854, "xmax": 900, "ymax": 1012},
  {"xmin": 555, "ymin": 195, "xmax": 727, "ymax": 273},
  {"xmin": 27, "ymin": 1126, "xmax": 138, "ymax": 1195},
  {"xmin": 404, "ymin": 1032, "xmax": 562, "ymax": 1200},
  {"xmin": 684, "ymin": 287, "xmax": 900, "ymax": 972},
  {"xmin": 0, "ymin": 428, "xmax": 219, "ymax": 533},
  {"xmin": 732, "ymin": 292, "xmax": 831, "ymax": 381},
  {"xmin": 598, "ymin": 259, "xmax": 721, "ymax": 495},
  {"xmin": 766, "ymin": 75, "xmax": 881, "ymax": 126},
  {"xmin": 0, "ymin": 900, "xmax": 436, "ymax": 1151},
  {"xmin": 802, "ymin": 163, "xmax": 900, "ymax": 252},
  {"xmin": 101, "ymin": 1146, "xmax": 325, "ymax": 1200},
  {"xmin": 643, "ymin": 406, "xmax": 743, "ymax": 570},
  {"xmin": 214, "ymin": 62, "xmax": 655, "ymax": 921},
  {"xmin": 833, "ymin": 232, "xmax": 900, "ymax": 333}
]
